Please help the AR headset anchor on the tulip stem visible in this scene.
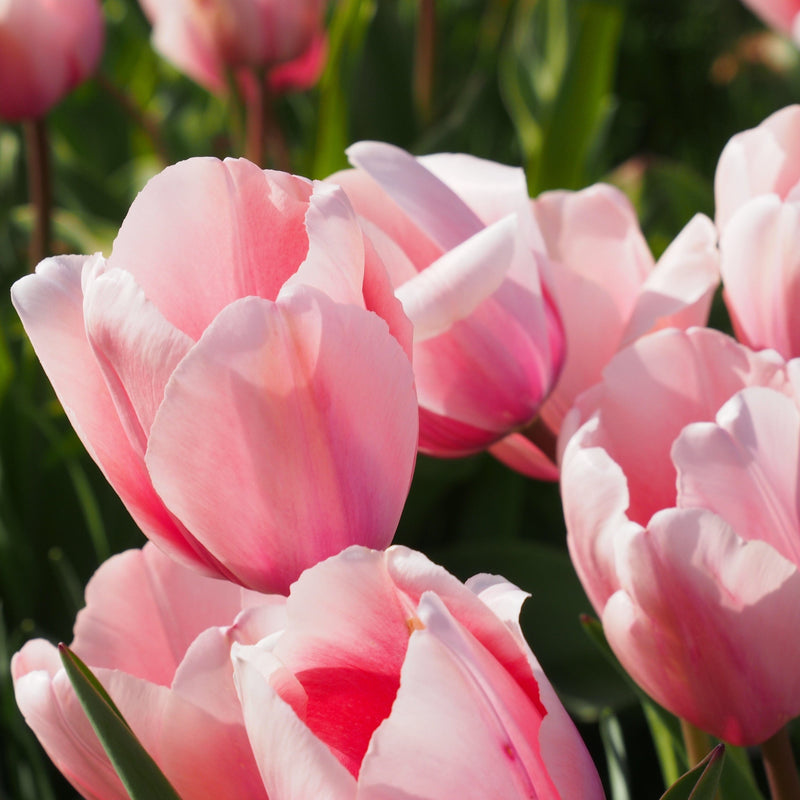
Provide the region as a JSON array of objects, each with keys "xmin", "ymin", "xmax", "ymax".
[
  {"xmin": 414, "ymin": 0, "xmax": 436, "ymax": 125},
  {"xmin": 762, "ymin": 727, "xmax": 800, "ymax": 800},
  {"xmin": 520, "ymin": 415, "xmax": 557, "ymax": 464},
  {"xmin": 23, "ymin": 117, "xmax": 52, "ymax": 268},
  {"xmin": 679, "ymin": 719, "xmax": 712, "ymax": 768},
  {"xmin": 245, "ymin": 68, "xmax": 266, "ymax": 166}
]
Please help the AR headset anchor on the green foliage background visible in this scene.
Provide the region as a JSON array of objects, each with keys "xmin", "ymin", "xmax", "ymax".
[{"xmin": 0, "ymin": 0, "xmax": 797, "ymax": 797}]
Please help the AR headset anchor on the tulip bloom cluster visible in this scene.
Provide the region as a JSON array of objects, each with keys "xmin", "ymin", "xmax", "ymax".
[
  {"xmin": 11, "ymin": 151, "xmax": 607, "ymax": 798},
  {"xmin": 13, "ymin": 543, "xmax": 604, "ymax": 799}
]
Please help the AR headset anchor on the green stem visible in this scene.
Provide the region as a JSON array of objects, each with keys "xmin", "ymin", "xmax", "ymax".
[
  {"xmin": 762, "ymin": 726, "xmax": 800, "ymax": 800},
  {"xmin": 414, "ymin": 0, "xmax": 436, "ymax": 125},
  {"xmin": 23, "ymin": 117, "xmax": 52, "ymax": 268},
  {"xmin": 680, "ymin": 719, "xmax": 712, "ymax": 767}
]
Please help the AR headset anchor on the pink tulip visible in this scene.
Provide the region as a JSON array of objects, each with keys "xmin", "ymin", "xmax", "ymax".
[
  {"xmin": 0, "ymin": 0, "xmax": 104, "ymax": 121},
  {"xmin": 715, "ymin": 105, "xmax": 800, "ymax": 358},
  {"xmin": 328, "ymin": 142, "xmax": 566, "ymax": 459},
  {"xmin": 561, "ymin": 326, "xmax": 800, "ymax": 745},
  {"xmin": 138, "ymin": 0, "xmax": 327, "ymax": 94},
  {"xmin": 11, "ymin": 157, "xmax": 419, "ymax": 594},
  {"xmin": 14, "ymin": 542, "xmax": 604, "ymax": 799},
  {"xmin": 737, "ymin": 0, "xmax": 800, "ymax": 43},
  {"xmin": 492, "ymin": 185, "xmax": 719, "ymax": 480},
  {"xmin": 13, "ymin": 544, "xmax": 283, "ymax": 800}
]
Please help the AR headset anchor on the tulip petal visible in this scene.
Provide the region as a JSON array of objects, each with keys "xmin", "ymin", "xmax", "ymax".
[
  {"xmin": 359, "ymin": 592, "xmax": 558, "ymax": 800},
  {"xmin": 719, "ymin": 196, "xmax": 800, "ymax": 359},
  {"xmin": 146, "ymin": 289, "xmax": 418, "ymax": 593},
  {"xmin": 561, "ymin": 423, "xmax": 644, "ymax": 613},
  {"xmin": 233, "ymin": 641, "xmax": 356, "ymax": 800},
  {"xmin": 346, "ymin": 141, "xmax": 485, "ymax": 250},
  {"xmin": 282, "ymin": 181, "xmax": 365, "ymax": 307},
  {"xmin": 12, "ymin": 642, "xmax": 129, "ymax": 800},
  {"xmin": 271, "ymin": 547, "xmax": 413, "ymax": 775},
  {"xmin": 108, "ymin": 158, "xmax": 314, "ymax": 338},
  {"xmin": 621, "ymin": 213, "xmax": 720, "ymax": 346},
  {"xmin": 715, "ymin": 104, "xmax": 800, "ymax": 231},
  {"xmin": 10, "ymin": 256, "xmax": 207, "ymax": 570},
  {"xmin": 573, "ymin": 328, "xmax": 788, "ymax": 526},
  {"xmin": 72, "ymin": 544, "xmax": 246, "ymax": 687},
  {"xmin": 674, "ymin": 386, "xmax": 800, "ymax": 566},
  {"xmin": 396, "ymin": 214, "xmax": 517, "ymax": 342},
  {"xmin": 83, "ymin": 265, "xmax": 193, "ymax": 456},
  {"xmin": 488, "ymin": 432, "xmax": 560, "ymax": 482},
  {"xmin": 604, "ymin": 508, "xmax": 800, "ymax": 745}
]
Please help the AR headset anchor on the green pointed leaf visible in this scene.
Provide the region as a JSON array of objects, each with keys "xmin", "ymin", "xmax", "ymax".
[
  {"xmin": 59, "ymin": 645, "xmax": 183, "ymax": 800},
  {"xmin": 660, "ymin": 745, "xmax": 725, "ymax": 800}
]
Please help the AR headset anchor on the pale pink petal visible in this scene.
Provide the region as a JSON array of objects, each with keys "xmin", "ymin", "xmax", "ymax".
[
  {"xmin": 621, "ymin": 214, "xmax": 720, "ymax": 345},
  {"xmin": 715, "ymin": 104, "xmax": 800, "ymax": 230},
  {"xmin": 575, "ymin": 328, "xmax": 789, "ymax": 525},
  {"xmin": 604, "ymin": 508, "xmax": 800, "ymax": 745},
  {"xmin": 232, "ymin": 641, "xmax": 356, "ymax": 800},
  {"xmin": 740, "ymin": 0, "xmax": 800, "ymax": 33},
  {"xmin": 82, "ymin": 265, "xmax": 193, "ymax": 456},
  {"xmin": 719, "ymin": 195, "xmax": 800, "ymax": 359},
  {"xmin": 532, "ymin": 185, "xmax": 654, "ymax": 432},
  {"xmin": 108, "ymin": 158, "xmax": 314, "ymax": 338},
  {"xmin": 95, "ymin": 667, "xmax": 267, "ymax": 800},
  {"xmin": 386, "ymin": 547, "xmax": 545, "ymax": 709},
  {"xmin": 488, "ymin": 433, "xmax": 560, "ymax": 482},
  {"xmin": 359, "ymin": 593, "xmax": 559, "ymax": 800},
  {"xmin": 12, "ymin": 642, "xmax": 128, "ymax": 800},
  {"xmin": 146, "ymin": 290, "xmax": 418, "ymax": 593},
  {"xmin": 346, "ymin": 141, "xmax": 485, "ymax": 250},
  {"xmin": 72, "ymin": 544, "xmax": 246, "ymax": 686},
  {"xmin": 281, "ymin": 181, "xmax": 365, "ymax": 307},
  {"xmin": 674, "ymin": 386, "xmax": 800, "ymax": 566},
  {"xmin": 396, "ymin": 215, "xmax": 517, "ymax": 342},
  {"xmin": 562, "ymin": 422, "xmax": 644, "ymax": 613},
  {"xmin": 360, "ymin": 231, "xmax": 414, "ymax": 361},
  {"xmin": 10, "ymin": 256, "xmax": 207, "ymax": 571},
  {"xmin": 328, "ymin": 167, "xmax": 443, "ymax": 274},
  {"xmin": 418, "ymin": 153, "xmax": 545, "ymax": 250}
]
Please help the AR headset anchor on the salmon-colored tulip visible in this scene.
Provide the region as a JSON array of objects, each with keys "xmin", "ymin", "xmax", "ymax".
[
  {"xmin": 14, "ymin": 544, "xmax": 605, "ymax": 799},
  {"xmin": 0, "ymin": 0, "xmax": 104, "ymax": 121},
  {"xmin": 11, "ymin": 157, "xmax": 418, "ymax": 594},
  {"xmin": 562, "ymin": 327, "xmax": 800, "ymax": 745}
]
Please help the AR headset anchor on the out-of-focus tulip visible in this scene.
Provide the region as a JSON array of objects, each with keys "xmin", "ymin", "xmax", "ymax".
[
  {"xmin": 137, "ymin": 0, "xmax": 327, "ymax": 94},
  {"xmin": 715, "ymin": 105, "xmax": 800, "ymax": 359},
  {"xmin": 737, "ymin": 0, "xmax": 800, "ymax": 45},
  {"xmin": 561, "ymin": 326, "xmax": 800, "ymax": 746},
  {"xmin": 493, "ymin": 185, "xmax": 719, "ymax": 480},
  {"xmin": 11, "ymin": 157, "xmax": 418, "ymax": 594},
  {"xmin": 329, "ymin": 142, "xmax": 566, "ymax": 460},
  {"xmin": 15, "ymin": 543, "xmax": 604, "ymax": 799},
  {"xmin": 0, "ymin": 0, "xmax": 104, "ymax": 121}
]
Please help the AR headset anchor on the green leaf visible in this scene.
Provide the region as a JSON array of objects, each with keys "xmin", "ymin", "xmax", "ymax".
[
  {"xmin": 660, "ymin": 745, "xmax": 725, "ymax": 800},
  {"xmin": 600, "ymin": 709, "xmax": 632, "ymax": 800},
  {"xmin": 59, "ymin": 645, "xmax": 183, "ymax": 800}
]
